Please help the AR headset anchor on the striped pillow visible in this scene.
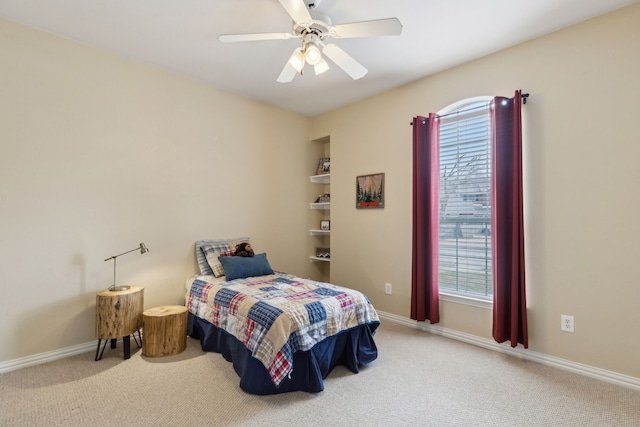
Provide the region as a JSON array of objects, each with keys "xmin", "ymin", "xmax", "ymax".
[
  {"xmin": 195, "ymin": 237, "xmax": 250, "ymax": 276},
  {"xmin": 201, "ymin": 243, "xmax": 235, "ymax": 278}
]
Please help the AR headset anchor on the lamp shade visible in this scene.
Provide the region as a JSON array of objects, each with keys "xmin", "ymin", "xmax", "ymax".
[
  {"xmin": 314, "ymin": 58, "xmax": 330, "ymax": 75},
  {"xmin": 287, "ymin": 47, "xmax": 305, "ymax": 72},
  {"xmin": 305, "ymin": 43, "xmax": 322, "ymax": 65}
]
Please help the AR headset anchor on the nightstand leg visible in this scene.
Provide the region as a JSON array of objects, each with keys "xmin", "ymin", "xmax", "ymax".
[
  {"xmin": 95, "ymin": 339, "xmax": 109, "ymax": 361},
  {"xmin": 132, "ymin": 330, "xmax": 142, "ymax": 348},
  {"xmin": 123, "ymin": 335, "xmax": 131, "ymax": 360},
  {"xmin": 110, "ymin": 338, "xmax": 117, "ymax": 349}
]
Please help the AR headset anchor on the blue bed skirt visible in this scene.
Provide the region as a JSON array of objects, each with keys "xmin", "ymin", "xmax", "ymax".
[{"xmin": 187, "ymin": 313, "xmax": 379, "ymax": 395}]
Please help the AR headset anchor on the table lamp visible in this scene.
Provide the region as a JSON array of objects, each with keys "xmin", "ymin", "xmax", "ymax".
[{"xmin": 104, "ymin": 243, "xmax": 149, "ymax": 291}]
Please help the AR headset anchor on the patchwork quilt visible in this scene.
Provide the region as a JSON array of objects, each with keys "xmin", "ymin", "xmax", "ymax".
[{"xmin": 186, "ymin": 272, "xmax": 379, "ymax": 386}]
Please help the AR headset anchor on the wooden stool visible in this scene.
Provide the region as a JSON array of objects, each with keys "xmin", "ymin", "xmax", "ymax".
[{"xmin": 142, "ymin": 305, "xmax": 188, "ymax": 357}]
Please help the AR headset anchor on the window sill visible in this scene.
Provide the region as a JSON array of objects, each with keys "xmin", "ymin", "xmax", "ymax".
[{"xmin": 439, "ymin": 292, "xmax": 492, "ymax": 310}]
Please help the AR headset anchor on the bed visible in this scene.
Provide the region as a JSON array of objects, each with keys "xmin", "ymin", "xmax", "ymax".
[{"xmin": 185, "ymin": 238, "xmax": 380, "ymax": 395}]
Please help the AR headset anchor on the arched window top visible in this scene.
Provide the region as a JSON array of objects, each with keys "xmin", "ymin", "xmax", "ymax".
[{"xmin": 438, "ymin": 96, "xmax": 492, "ymax": 116}]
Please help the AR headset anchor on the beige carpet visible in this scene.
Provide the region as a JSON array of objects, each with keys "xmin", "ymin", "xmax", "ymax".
[{"xmin": 1, "ymin": 321, "xmax": 639, "ymax": 426}]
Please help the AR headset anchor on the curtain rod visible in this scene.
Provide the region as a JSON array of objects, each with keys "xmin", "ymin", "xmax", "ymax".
[{"xmin": 410, "ymin": 93, "xmax": 529, "ymax": 125}]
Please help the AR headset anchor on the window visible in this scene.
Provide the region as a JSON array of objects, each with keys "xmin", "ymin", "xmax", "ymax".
[{"xmin": 438, "ymin": 97, "xmax": 493, "ymax": 299}]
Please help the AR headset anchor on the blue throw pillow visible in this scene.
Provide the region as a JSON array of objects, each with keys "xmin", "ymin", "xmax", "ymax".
[{"xmin": 218, "ymin": 253, "xmax": 274, "ymax": 281}]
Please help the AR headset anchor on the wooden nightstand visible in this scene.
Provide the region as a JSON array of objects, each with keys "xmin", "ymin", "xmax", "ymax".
[{"xmin": 95, "ymin": 286, "xmax": 144, "ymax": 361}]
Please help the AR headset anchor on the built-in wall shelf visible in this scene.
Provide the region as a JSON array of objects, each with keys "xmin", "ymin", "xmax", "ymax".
[
  {"xmin": 310, "ymin": 202, "xmax": 330, "ymax": 210},
  {"xmin": 310, "ymin": 174, "xmax": 330, "ymax": 184},
  {"xmin": 309, "ymin": 136, "xmax": 330, "ymax": 281}
]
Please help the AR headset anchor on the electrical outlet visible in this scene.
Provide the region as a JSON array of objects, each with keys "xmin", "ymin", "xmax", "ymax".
[
  {"xmin": 385, "ymin": 283, "xmax": 392, "ymax": 295},
  {"xmin": 561, "ymin": 314, "xmax": 574, "ymax": 333}
]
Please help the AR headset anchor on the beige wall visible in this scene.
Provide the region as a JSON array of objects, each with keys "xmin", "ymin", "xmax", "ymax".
[
  {"xmin": 311, "ymin": 3, "xmax": 640, "ymax": 378},
  {"xmin": 2, "ymin": 3, "xmax": 639, "ymax": 381},
  {"xmin": 0, "ymin": 18, "xmax": 313, "ymax": 362}
]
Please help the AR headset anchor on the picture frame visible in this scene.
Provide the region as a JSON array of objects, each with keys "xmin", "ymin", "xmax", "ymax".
[
  {"xmin": 320, "ymin": 220, "xmax": 330, "ymax": 231},
  {"xmin": 356, "ymin": 173, "xmax": 385, "ymax": 209},
  {"xmin": 315, "ymin": 247, "xmax": 331, "ymax": 258},
  {"xmin": 316, "ymin": 157, "xmax": 330, "ymax": 175}
]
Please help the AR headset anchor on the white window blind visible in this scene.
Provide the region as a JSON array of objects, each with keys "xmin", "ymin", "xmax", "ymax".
[{"xmin": 438, "ymin": 103, "xmax": 493, "ymax": 298}]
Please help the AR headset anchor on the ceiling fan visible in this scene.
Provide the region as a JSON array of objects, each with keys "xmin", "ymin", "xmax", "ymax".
[{"xmin": 218, "ymin": 0, "xmax": 402, "ymax": 83}]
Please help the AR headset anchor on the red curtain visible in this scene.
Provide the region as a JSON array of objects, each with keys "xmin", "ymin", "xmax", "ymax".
[
  {"xmin": 491, "ymin": 90, "xmax": 528, "ymax": 348},
  {"xmin": 411, "ymin": 114, "xmax": 440, "ymax": 323}
]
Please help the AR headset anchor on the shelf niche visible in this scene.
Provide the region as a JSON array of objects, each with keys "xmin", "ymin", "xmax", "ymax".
[{"xmin": 309, "ymin": 135, "xmax": 330, "ymax": 281}]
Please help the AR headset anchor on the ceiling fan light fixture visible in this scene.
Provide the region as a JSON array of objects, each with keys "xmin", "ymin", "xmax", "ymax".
[
  {"xmin": 304, "ymin": 42, "xmax": 322, "ymax": 65},
  {"xmin": 287, "ymin": 47, "xmax": 305, "ymax": 72},
  {"xmin": 314, "ymin": 58, "xmax": 330, "ymax": 75}
]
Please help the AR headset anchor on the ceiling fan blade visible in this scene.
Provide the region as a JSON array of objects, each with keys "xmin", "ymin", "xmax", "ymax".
[
  {"xmin": 322, "ymin": 44, "xmax": 368, "ymax": 80},
  {"xmin": 277, "ymin": 62, "xmax": 298, "ymax": 83},
  {"xmin": 331, "ymin": 18, "xmax": 402, "ymax": 38},
  {"xmin": 219, "ymin": 32, "xmax": 294, "ymax": 42},
  {"xmin": 277, "ymin": 49, "xmax": 304, "ymax": 83},
  {"xmin": 278, "ymin": 0, "xmax": 312, "ymax": 25}
]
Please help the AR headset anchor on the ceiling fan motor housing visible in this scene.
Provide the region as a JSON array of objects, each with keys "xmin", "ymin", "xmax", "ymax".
[
  {"xmin": 293, "ymin": 2, "xmax": 332, "ymax": 40},
  {"xmin": 293, "ymin": 19, "xmax": 331, "ymax": 39}
]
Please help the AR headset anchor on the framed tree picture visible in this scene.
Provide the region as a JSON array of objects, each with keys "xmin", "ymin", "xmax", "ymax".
[{"xmin": 356, "ymin": 173, "xmax": 384, "ymax": 209}]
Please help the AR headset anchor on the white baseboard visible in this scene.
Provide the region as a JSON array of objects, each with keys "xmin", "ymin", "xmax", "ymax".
[
  {"xmin": 377, "ymin": 311, "xmax": 640, "ymax": 391},
  {"xmin": 0, "ymin": 341, "xmax": 97, "ymax": 374},
  {"xmin": 0, "ymin": 335, "xmax": 142, "ymax": 374}
]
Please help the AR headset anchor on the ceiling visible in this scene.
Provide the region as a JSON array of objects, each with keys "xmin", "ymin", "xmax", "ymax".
[{"xmin": 1, "ymin": 0, "xmax": 637, "ymax": 116}]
